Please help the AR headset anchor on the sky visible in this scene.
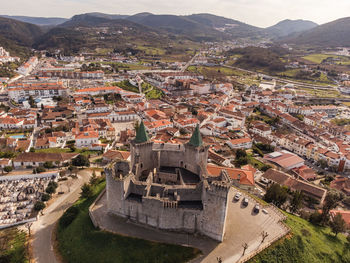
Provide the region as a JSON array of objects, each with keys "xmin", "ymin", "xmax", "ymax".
[{"xmin": 1, "ymin": 0, "xmax": 349, "ymax": 28}]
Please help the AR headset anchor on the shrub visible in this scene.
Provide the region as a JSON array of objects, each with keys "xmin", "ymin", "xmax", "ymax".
[
  {"xmin": 43, "ymin": 161, "xmax": 54, "ymax": 169},
  {"xmin": 81, "ymin": 183, "xmax": 93, "ymax": 198},
  {"xmin": 33, "ymin": 166, "xmax": 46, "ymax": 174},
  {"xmin": 34, "ymin": 201, "xmax": 45, "ymax": 211},
  {"xmin": 3, "ymin": 166, "xmax": 13, "ymax": 173},
  {"xmin": 45, "ymin": 185, "xmax": 56, "ymax": 194},
  {"xmin": 59, "ymin": 206, "xmax": 79, "ymax": 228},
  {"xmin": 41, "ymin": 193, "xmax": 51, "ymax": 202}
]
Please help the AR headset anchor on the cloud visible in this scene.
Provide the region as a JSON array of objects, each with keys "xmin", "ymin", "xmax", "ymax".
[{"xmin": 1, "ymin": 0, "xmax": 349, "ymax": 27}]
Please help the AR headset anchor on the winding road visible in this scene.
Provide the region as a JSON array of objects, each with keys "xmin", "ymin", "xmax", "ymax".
[{"xmin": 31, "ymin": 170, "xmax": 92, "ymax": 263}]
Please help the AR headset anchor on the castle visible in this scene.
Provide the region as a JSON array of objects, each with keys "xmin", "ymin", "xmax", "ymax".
[{"xmin": 105, "ymin": 122, "xmax": 231, "ymax": 241}]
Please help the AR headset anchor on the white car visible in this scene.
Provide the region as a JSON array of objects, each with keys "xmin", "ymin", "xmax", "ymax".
[{"xmin": 234, "ymin": 193, "xmax": 241, "ymax": 201}]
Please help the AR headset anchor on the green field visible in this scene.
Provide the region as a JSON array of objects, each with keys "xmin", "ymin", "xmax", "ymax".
[
  {"xmin": 302, "ymin": 53, "xmax": 350, "ymax": 65},
  {"xmin": 187, "ymin": 65, "xmax": 249, "ymax": 77},
  {"xmin": 35, "ymin": 148, "xmax": 100, "ymax": 157},
  {"xmin": 248, "ymin": 213, "xmax": 350, "ymax": 263},
  {"xmin": 0, "ymin": 227, "xmax": 28, "ymax": 263},
  {"xmin": 56, "ymin": 181, "xmax": 199, "ymax": 263}
]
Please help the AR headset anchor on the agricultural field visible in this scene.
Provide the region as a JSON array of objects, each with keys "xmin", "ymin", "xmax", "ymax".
[{"xmin": 302, "ymin": 53, "xmax": 350, "ymax": 65}]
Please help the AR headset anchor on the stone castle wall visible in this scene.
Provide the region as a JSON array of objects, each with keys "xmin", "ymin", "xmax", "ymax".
[{"xmin": 106, "ymin": 169, "xmax": 230, "ymax": 241}]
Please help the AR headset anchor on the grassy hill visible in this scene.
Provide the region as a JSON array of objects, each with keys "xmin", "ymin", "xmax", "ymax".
[{"xmin": 248, "ymin": 213, "xmax": 350, "ymax": 263}]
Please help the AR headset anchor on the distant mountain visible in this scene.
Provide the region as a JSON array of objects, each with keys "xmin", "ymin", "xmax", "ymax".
[
  {"xmin": 0, "ymin": 17, "xmax": 42, "ymax": 46},
  {"xmin": 59, "ymin": 14, "xmax": 113, "ymax": 28},
  {"xmin": 0, "ymin": 17, "xmax": 43, "ymax": 58},
  {"xmin": 0, "ymin": 15, "xmax": 68, "ymax": 26},
  {"xmin": 127, "ymin": 13, "xmax": 227, "ymax": 41},
  {"xmin": 282, "ymin": 17, "xmax": 350, "ymax": 47},
  {"xmin": 264, "ymin": 19, "xmax": 318, "ymax": 38},
  {"xmin": 33, "ymin": 15, "xmax": 171, "ymax": 54},
  {"xmin": 186, "ymin": 13, "xmax": 262, "ymax": 38},
  {"xmin": 80, "ymin": 12, "xmax": 129, "ymax": 20}
]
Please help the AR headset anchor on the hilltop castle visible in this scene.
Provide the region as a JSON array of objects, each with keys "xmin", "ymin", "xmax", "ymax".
[{"xmin": 105, "ymin": 122, "xmax": 231, "ymax": 241}]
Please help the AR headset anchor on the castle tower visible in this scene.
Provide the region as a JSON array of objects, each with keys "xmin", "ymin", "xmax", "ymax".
[
  {"xmin": 184, "ymin": 124, "xmax": 209, "ymax": 176},
  {"xmin": 130, "ymin": 120, "xmax": 155, "ymax": 180}
]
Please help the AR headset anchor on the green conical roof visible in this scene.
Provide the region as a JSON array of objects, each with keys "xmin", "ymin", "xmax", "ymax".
[
  {"xmin": 188, "ymin": 124, "xmax": 203, "ymax": 147},
  {"xmin": 135, "ymin": 121, "xmax": 149, "ymax": 143}
]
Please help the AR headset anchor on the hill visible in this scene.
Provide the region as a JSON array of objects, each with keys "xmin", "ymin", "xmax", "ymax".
[
  {"xmin": 283, "ymin": 17, "xmax": 350, "ymax": 47},
  {"xmin": 0, "ymin": 17, "xmax": 43, "ymax": 58},
  {"xmin": 33, "ymin": 15, "xmax": 172, "ymax": 54},
  {"xmin": 127, "ymin": 13, "xmax": 227, "ymax": 41},
  {"xmin": 186, "ymin": 13, "xmax": 262, "ymax": 38},
  {"xmin": 0, "ymin": 15, "xmax": 68, "ymax": 26},
  {"xmin": 264, "ymin": 19, "xmax": 317, "ymax": 38}
]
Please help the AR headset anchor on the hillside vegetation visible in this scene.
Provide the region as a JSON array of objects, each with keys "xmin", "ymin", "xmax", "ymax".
[
  {"xmin": 283, "ymin": 17, "xmax": 350, "ymax": 47},
  {"xmin": 249, "ymin": 213, "xmax": 350, "ymax": 263}
]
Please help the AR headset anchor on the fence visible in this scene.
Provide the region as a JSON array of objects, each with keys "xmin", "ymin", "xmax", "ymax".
[{"xmin": 0, "ymin": 217, "xmax": 37, "ymax": 230}]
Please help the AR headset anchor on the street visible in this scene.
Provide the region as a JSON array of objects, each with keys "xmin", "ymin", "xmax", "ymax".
[{"xmin": 31, "ymin": 170, "xmax": 92, "ymax": 263}]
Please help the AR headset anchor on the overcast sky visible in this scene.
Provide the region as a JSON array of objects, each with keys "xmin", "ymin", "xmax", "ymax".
[{"xmin": 2, "ymin": 0, "xmax": 349, "ymax": 28}]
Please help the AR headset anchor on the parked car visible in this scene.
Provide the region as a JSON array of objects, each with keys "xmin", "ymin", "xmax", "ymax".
[
  {"xmin": 253, "ymin": 204, "xmax": 260, "ymax": 213},
  {"xmin": 234, "ymin": 193, "xmax": 241, "ymax": 201},
  {"xmin": 243, "ymin": 198, "xmax": 249, "ymax": 206},
  {"xmin": 262, "ymin": 209, "xmax": 268, "ymax": 214}
]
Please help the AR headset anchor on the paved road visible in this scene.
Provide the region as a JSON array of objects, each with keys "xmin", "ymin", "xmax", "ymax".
[{"xmin": 31, "ymin": 170, "xmax": 91, "ymax": 263}]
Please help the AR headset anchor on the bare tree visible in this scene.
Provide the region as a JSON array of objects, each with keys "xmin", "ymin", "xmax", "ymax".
[
  {"xmin": 26, "ymin": 222, "xmax": 33, "ymax": 237},
  {"xmin": 261, "ymin": 231, "xmax": 269, "ymax": 243},
  {"xmin": 242, "ymin": 243, "xmax": 248, "ymax": 255}
]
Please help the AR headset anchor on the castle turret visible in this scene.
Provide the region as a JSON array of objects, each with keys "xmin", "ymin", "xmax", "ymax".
[
  {"xmin": 131, "ymin": 120, "xmax": 155, "ymax": 180},
  {"xmin": 188, "ymin": 124, "xmax": 203, "ymax": 147},
  {"xmin": 134, "ymin": 121, "xmax": 149, "ymax": 144},
  {"xmin": 184, "ymin": 124, "xmax": 209, "ymax": 177}
]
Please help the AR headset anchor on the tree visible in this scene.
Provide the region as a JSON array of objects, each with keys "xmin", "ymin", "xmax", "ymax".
[
  {"xmin": 45, "ymin": 185, "xmax": 56, "ymax": 194},
  {"xmin": 34, "ymin": 201, "xmax": 46, "ymax": 211},
  {"xmin": 30, "ymin": 147, "xmax": 35, "ymax": 152},
  {"xmin": 261, "ymin": 231, "xmax": 269, "ymax": 243},
  {"xmin": 43, "ymin": 161, "xmax": 54, "ymax": 169},
  {"xmin": 330, "ymin": 213, "xmax": 346, "ymax": 236},
  {"xmin": 235, "ymin": 149, "xmax": 247, "ymax": 159},
  {"xmin": 72, "ymin": 154, "xmax": 90, "ymax": 167},
  {"xmin": 3, "ymin": 166, "xmax": 13, "ymax": 173},
  {"xmin": 89, "ymin": 171, "xmax": 98, "ymax": 185},
  {"xmin": 321, "ymin": 191, "xmax": 344, "ymax": 224},
  {"xmin": 264, "ymin": 184, "xmax": 288, "ymax": 208},
  {"xmin": 309, "ymin": 211, "xmax": 322, "ymax": 225},
  {"xmin": 81, "ymin": 183, "xmax": 93, "ymax": 198},
  {"xmin": 242, "ymin": 243, "xmax": 248, "ymax": 255},
  {"xmin": 28, "ymin": 96, "xmax": 35, "ymax": 108},
  {"xmin": 41, "ymin": 193, "xmax": 51, "ymax": 202},
  {"xmin": 289, "ymin": 191, "xmax": 304, "ymax": 214},
  {"xmin": 69, "ymin": 145, "xmax": 76, "ymax": 152}
]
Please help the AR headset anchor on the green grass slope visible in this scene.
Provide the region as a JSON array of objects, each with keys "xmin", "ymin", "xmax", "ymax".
[
  {"xmin": 57, "ymin": 180, "xmax": 199, "ymax": 263},
  {"xmin": 248, "ymin": 213, "xmax": 350, "ymax": 263}
]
